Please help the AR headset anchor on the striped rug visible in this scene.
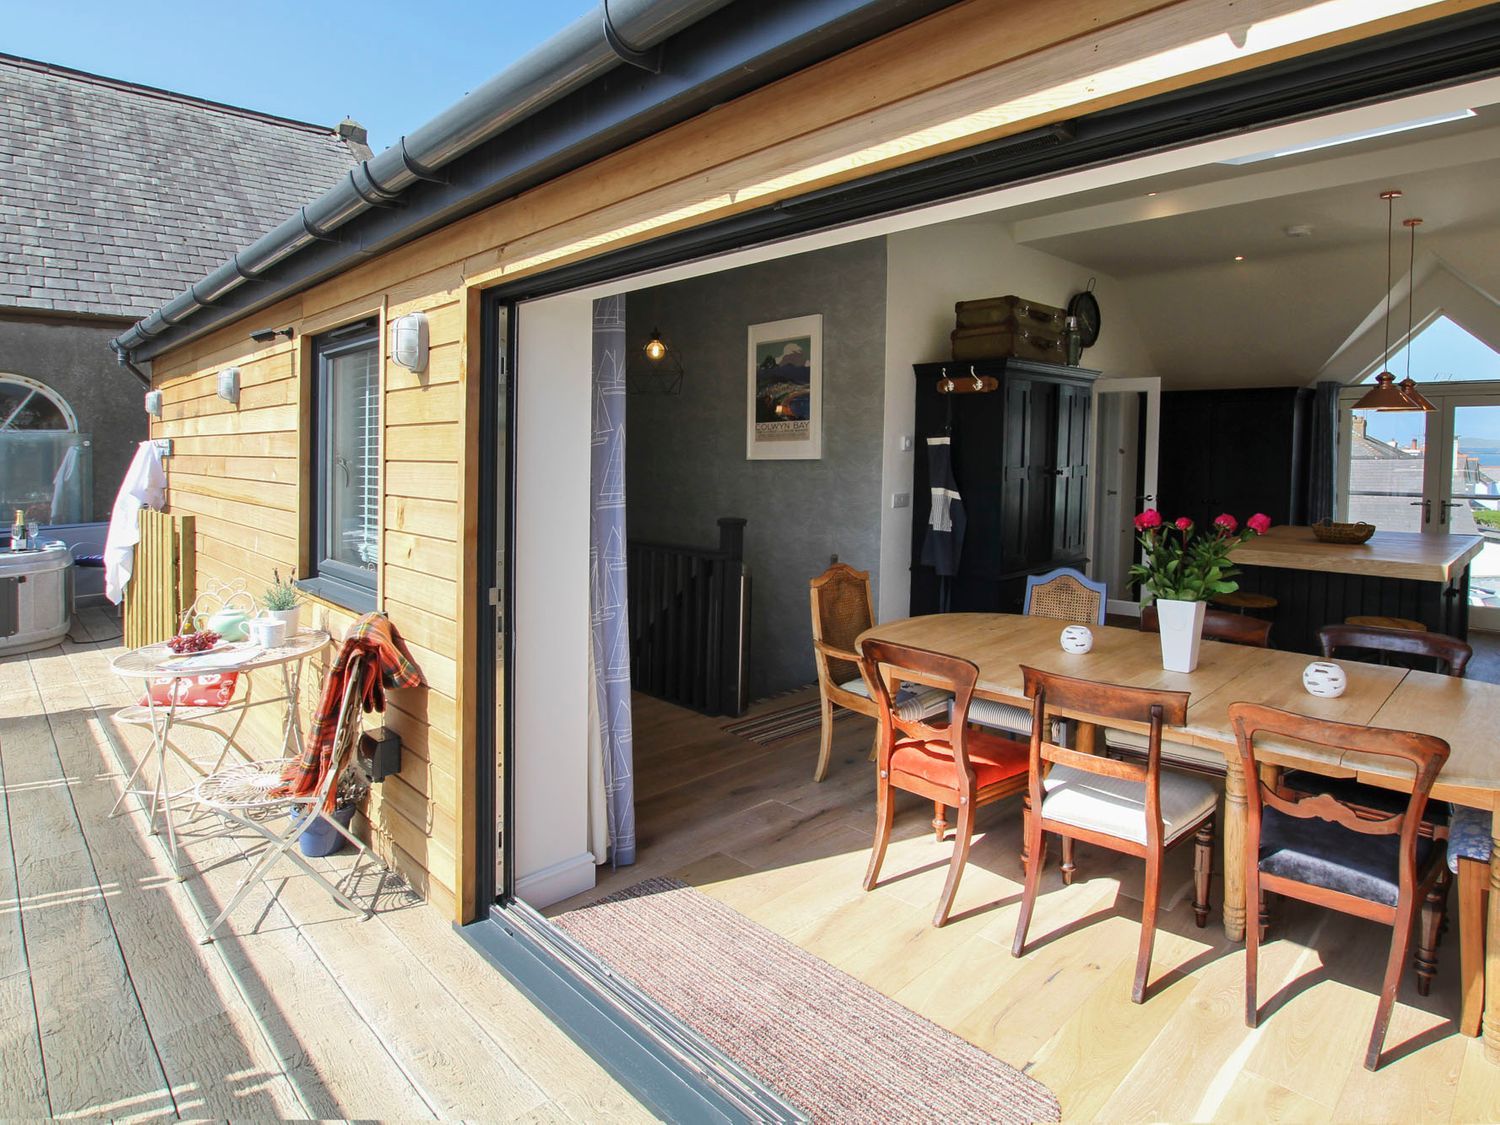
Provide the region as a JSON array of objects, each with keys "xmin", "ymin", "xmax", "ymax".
[
  {"xmin": 555, "ymin": 877, "xmax": 1061, "ymax": 1124},
  {"xmin": 721, "ymin": 690, "xmax": 851, "ymax": 745}
]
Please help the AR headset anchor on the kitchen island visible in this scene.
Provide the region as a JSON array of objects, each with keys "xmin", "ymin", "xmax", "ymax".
[{"xmin": 1226, "ymin": 525, "xmax": 1483, "ymax": 652}]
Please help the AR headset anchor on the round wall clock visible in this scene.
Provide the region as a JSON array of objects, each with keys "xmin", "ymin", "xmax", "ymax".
[{"xmin": 1067, "ymin": 286, "xmax": 1101, "ymax": 348}]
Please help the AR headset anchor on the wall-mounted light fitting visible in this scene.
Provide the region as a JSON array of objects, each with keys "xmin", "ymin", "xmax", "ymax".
[
  {"xmin": 390, "ymin": 311, "xmax": 429, "ymax": 372},
  {"xmin": 217, "ymin": 366, "xmax": 241, "ymax": 404},
  {"xmin": 644, "ymin": 328, "xmax": 667, "ymax": 362},
  {"xmin": 249, "ymin": 326, "xmax": 295, "ymax": 343},
  {"xmin": 143, "ymin": 389, "xmax": 163, "ymax": 417}
]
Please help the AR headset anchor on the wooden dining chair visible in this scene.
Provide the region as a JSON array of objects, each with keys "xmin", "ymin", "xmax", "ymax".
[
  {"xmin": 1279, "ymin": 624, "xmax": 1466, "ymax": 851},
  {"xmin": 1446, "ymin": 805, "xmax": 1492, "ymax": 1038},
  {"xmin": 1011, "ymin": 667, "xmax": 1217, "ymax": 1003},
  {"xmin": 1140, "ymin": 604, "xmax": 1272, "ymax": 648},
  {"xmin": 966, "ymin": 567, "xmax": 1109, "ymax": 742},
  {"xmin": 1317, "ymin": 623, "xmax": 1472, "ymax": 678},
  {"xmin": 1023, "ymin": 567, "xmax": 1107, "ymax": 625},
  {"xmin": 810, "ymin": 564, "xmax": 947, "ymax": 781},
  {"xmin": 859, "ymin": 638, "xmax": 1030, "ymax": 927},
  {"xmin": 1228, "ymin": 702, "xmax": 1450, "ymax": 1071}
]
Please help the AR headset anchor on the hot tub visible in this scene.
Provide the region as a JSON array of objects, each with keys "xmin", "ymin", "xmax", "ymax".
[{"xmin": 0, "ymin": 541, "xmax": 72, "ymax": 655}]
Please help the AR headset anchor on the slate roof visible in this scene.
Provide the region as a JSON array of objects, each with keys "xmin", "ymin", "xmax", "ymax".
[{"xmin": 0, "ymin": 53, "xmax": 365, "ymax": 319}]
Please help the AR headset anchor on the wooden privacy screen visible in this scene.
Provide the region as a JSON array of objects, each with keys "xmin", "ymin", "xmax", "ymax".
[{"xmin": 123, "ymin": 510, "xmax": 196, "ymax": 648}]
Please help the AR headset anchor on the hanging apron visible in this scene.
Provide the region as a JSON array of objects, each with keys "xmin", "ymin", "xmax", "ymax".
[{"xmin": 921, "ymin": 436, "xmax": 965, "ymax": 610}]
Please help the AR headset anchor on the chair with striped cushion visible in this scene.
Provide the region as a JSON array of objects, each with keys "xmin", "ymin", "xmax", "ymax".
[
  {"xmin": 966, "ymin": 568, "xmax": 1108, "ymax": 740},
  {"xmin": 860, "ymin": 638, "xmax": 1030, "ymax": 927},
  {"xmin": 809, "ymin": 563, "xmax": 946, "ymax": 781}
]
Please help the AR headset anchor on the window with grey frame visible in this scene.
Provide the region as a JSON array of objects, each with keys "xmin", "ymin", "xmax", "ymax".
[{"xmin": 306, "ymin": 321, "xmax": 380, "ymax": 611}]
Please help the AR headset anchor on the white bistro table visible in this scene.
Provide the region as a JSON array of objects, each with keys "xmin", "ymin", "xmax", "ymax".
[{"xmin": 109, "ymin": 628, "xmax": 332, "ymax": 875}]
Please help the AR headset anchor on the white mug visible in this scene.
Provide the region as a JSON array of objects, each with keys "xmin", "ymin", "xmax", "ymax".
[{"xmin": 249, "ymin": 617, "xmax": 287, "ymax": 649}]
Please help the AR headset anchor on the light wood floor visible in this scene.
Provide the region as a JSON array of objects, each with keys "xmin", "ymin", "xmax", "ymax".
[
  {"xmin": 0, "ymin": 608, "xmax": 650, "ymax": 1122},
  {"xmin": 554, "ymin": 688, "xmax": 1500, "ymax": 1123}
]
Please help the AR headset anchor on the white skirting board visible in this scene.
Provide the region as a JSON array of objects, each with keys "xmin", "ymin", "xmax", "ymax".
[{"xmin": 515, "ymin": 851, "xmax": 598, "ymax": 909}]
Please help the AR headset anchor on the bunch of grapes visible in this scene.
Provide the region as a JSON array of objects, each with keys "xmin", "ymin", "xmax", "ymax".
[{"xmin": 168, "ymin": 630, "xmax": 221, "ymax": 654}]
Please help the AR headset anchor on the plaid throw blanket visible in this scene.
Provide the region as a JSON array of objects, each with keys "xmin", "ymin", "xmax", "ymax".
[{"xmin": 275, "ymin": 614, "xmax": 424, "ymax": 808}]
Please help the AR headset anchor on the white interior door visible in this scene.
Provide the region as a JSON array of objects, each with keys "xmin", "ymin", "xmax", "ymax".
[{"xmin": 1091, "ymin": 377, "xmax": 1160, "ymax": 617}]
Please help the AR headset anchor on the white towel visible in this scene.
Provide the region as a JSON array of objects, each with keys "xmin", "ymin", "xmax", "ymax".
[{"xmin": 104, "ymin": 440, "xmax": 167, "ymax": 605}]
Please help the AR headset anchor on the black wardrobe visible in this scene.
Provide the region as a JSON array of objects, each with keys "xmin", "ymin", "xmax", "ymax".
[{"xmin": 909, "ymin": 357, "xmax": 1099, "ymax": 616}]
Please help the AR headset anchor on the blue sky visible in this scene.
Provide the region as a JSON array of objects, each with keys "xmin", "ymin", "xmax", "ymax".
[
  {"xmin": 1362, "ymin": 317, "xmax": 1500, "ymax": 447},
  {"xmin": 4, "ymin": 1, "xmax": 598, "ymax": 151}
]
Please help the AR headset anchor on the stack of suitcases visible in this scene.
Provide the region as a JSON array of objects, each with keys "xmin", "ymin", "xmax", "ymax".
[{"xmin": 951, "ymin": 295, "xmax": 1068, "ymax": 362}]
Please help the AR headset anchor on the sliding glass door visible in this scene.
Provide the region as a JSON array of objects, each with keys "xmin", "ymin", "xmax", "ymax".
[{"xmin": 1339, "ymin": 383, "xmax": 1500, "ymax": 630}]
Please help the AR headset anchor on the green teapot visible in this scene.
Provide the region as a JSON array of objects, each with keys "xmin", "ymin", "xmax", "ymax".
[{"xmin": 196, "ymin": 607, "xmax": 250, "ymax": 641}]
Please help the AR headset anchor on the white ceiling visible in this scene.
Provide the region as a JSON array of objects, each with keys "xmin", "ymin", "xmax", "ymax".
[{"xmin": 987, "ymin": 104, "xmax": 1500, "ymax": 387}]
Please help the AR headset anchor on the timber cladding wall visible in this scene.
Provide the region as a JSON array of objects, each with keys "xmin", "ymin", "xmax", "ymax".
[{"xmin": 141, "ymin": 0, "xmax": 1482, "ymax": 921}]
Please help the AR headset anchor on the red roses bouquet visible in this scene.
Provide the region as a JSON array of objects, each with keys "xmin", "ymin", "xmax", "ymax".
[{"xmin": 1128, "ymin": 509, "xmax": 1271, "ymax": 602}]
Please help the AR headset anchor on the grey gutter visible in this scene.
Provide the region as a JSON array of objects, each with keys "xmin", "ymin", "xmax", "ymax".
[
  {"xmin": 111, "ymin": 0, "xmax": 733, "ymax": 359},
  {"xmin": 113, "ymin": 0, "xmax": 958, "ymax": 363}
]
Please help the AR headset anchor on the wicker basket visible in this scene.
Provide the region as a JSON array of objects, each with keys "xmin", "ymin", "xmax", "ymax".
[{"xmin": 1311, "ymin": 519, "xmax": 1376, "ymax": 544}]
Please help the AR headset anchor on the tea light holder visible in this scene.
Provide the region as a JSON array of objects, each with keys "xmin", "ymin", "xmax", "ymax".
[
  {"xmin": 1060, "ymin": 625, "xmax": 1094, "ymax": 654},
  {"xmin": 1302, "ymin": 661, "xmax": 1347, "ymax": 699}
]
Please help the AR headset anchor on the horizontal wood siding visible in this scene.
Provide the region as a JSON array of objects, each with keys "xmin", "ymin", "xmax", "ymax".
[{"xmin": 144, "ymin": 0, "xmax": 1476, "ymax": 921}]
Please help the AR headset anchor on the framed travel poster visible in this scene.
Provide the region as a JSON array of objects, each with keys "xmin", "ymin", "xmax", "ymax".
[{"xmin": 746, "ymin": 315, "xmax": 822, "ymax": 460}]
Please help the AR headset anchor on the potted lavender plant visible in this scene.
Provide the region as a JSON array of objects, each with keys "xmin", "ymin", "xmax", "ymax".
[{"xmin": 261, "ymin": 569, "xmax": 303, "ymax": 636}]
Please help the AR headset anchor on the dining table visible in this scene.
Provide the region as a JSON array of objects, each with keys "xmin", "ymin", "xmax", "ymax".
[{"xmin": 858, "ymin": 611, "xmax": 1500, "ymax": 1061}]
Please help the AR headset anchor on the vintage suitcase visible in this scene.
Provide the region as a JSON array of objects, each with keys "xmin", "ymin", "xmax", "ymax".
[
  {"xmin": 954, "ymin": 295, "xmax": 1066, "ymax": 333},
  {"xmin": 950, "ymin": 324, "xmax": 1067, "ymax": 362}
]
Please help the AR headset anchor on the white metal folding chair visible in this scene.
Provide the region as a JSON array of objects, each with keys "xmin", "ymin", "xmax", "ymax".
[{"xmin": 190, "ymin": 653, "xmax": 383, "ymax": 943}]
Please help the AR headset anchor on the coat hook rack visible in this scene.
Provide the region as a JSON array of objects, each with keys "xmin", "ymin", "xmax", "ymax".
[{"xmin": 936, "ymin": 364, "xmax": 998, "ymax": 395}]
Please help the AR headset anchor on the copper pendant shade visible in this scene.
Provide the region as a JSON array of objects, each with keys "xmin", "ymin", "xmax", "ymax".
[
  {"xmin": 1354, "ymin": 191, "xmax": 1434, "ymax": 413},
  {"xmin": 1359, "ymin": 370, "xmax": 1417, "ymax": 410}
]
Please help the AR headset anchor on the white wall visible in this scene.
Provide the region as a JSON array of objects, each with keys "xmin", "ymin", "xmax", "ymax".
[
  {"xmin": 513, "ymin": 294, "xmax": 596, "ymax": 907},
  {"xmin": 878, "ymin": 215, "xmax": 1160, "ymax": 622}
]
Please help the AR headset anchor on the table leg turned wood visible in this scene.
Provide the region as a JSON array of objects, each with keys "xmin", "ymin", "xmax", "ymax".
[
  {"xmin": 1223, "ymin": 758, "xmax": 1247, "ymax": 943},
  {"xmin": 1484, "ymin": 809, "xmax": 1500, "ymax": 1062}
]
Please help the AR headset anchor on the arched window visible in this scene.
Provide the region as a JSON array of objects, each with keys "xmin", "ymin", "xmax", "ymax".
[{"xmin": 0, "ymin": 374, "xmax": 77, "ymax": 432}]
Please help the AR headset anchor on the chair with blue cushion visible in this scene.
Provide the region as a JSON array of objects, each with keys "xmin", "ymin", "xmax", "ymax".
[
  {"xmin": 1229, "ymin": 702, "xmax": 1451, "ymax": 1071},
  {"xmin": 809, "ymin": 563, "xmax": 946, "ymax": 782},
  {"xmin": 1448, "ymin": 804, "xmax": 1492, "ymax": 1038},
  {"xmin": 966, "ymin": 568, "xmax": 1109, "ymax": 739}
]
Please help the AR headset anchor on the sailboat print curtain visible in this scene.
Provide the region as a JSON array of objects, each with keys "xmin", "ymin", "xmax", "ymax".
[{"xmin": 589, "ymin": 295, "xmax": 636, "ymax": 865}]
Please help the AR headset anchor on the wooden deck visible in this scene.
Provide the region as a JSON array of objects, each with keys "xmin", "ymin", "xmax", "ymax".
[
  {"xmin": 554, "ymin": 688, "xmax": 1500, "ymax": 1123},
  {"xmin": 0, "ymin": 609, "xmax": 649, "ymax": 1122}
]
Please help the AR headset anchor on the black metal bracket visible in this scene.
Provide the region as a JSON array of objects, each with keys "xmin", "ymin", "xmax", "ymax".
[
  {"xmin": 400, "ymin": 137, "xmax": 449, "ymax": 184},
  {"xmin": 603, "ymin": 4, "xmax": 664, "ymax": 73}
]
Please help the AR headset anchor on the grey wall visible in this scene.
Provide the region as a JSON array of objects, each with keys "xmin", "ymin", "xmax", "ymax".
[
  {"xmin": 626, "ymin": 238, "xmax": 887, "ymax": 699},
  {"xmin": 0, "ymin": 314, "xmax": 145, "ymax": 519}
]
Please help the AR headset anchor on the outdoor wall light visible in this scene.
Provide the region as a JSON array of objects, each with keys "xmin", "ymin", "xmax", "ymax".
[
  {"xmin": 249, "ymin": 326, "xmax": 295, "ymax": 343},
  {"xmin": 390, "ymin": 311, "xmax": 429, "ymax": 372},
  {"xmin": 217, "ymin": 366, "xmax": 241, "ymax": 404},
  {"xmin": 144, "ymin": 389, "xmax": 163, "ymax": 417}
]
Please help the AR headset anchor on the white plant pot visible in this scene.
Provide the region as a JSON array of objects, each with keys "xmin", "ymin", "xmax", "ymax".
[
  {"xmin": 265, "ymin": 606, "xmax": 302, "ymax": 636},
  {"xmin": 1155, "ymin": 598, "xmax": 1207, "ymax": 673}
]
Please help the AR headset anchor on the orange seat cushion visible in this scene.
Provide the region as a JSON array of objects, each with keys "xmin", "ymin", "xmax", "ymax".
[
  {"xmin": 138, "ymin": 672, "xmax": 239, "ymax": 708},
  {"xmin": 890, "ymin": 727, "xmax": 1029, "ymax": 791}
]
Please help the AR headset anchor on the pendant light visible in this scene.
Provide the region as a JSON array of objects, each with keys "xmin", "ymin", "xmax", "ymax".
[
  {"xmin": 1354, "ymin": 190, "xmax": 1423, "ymax": 411},
  {"xmin": 1396, "ymin": 216, "xmax": 1437, "ymax": 412}
]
